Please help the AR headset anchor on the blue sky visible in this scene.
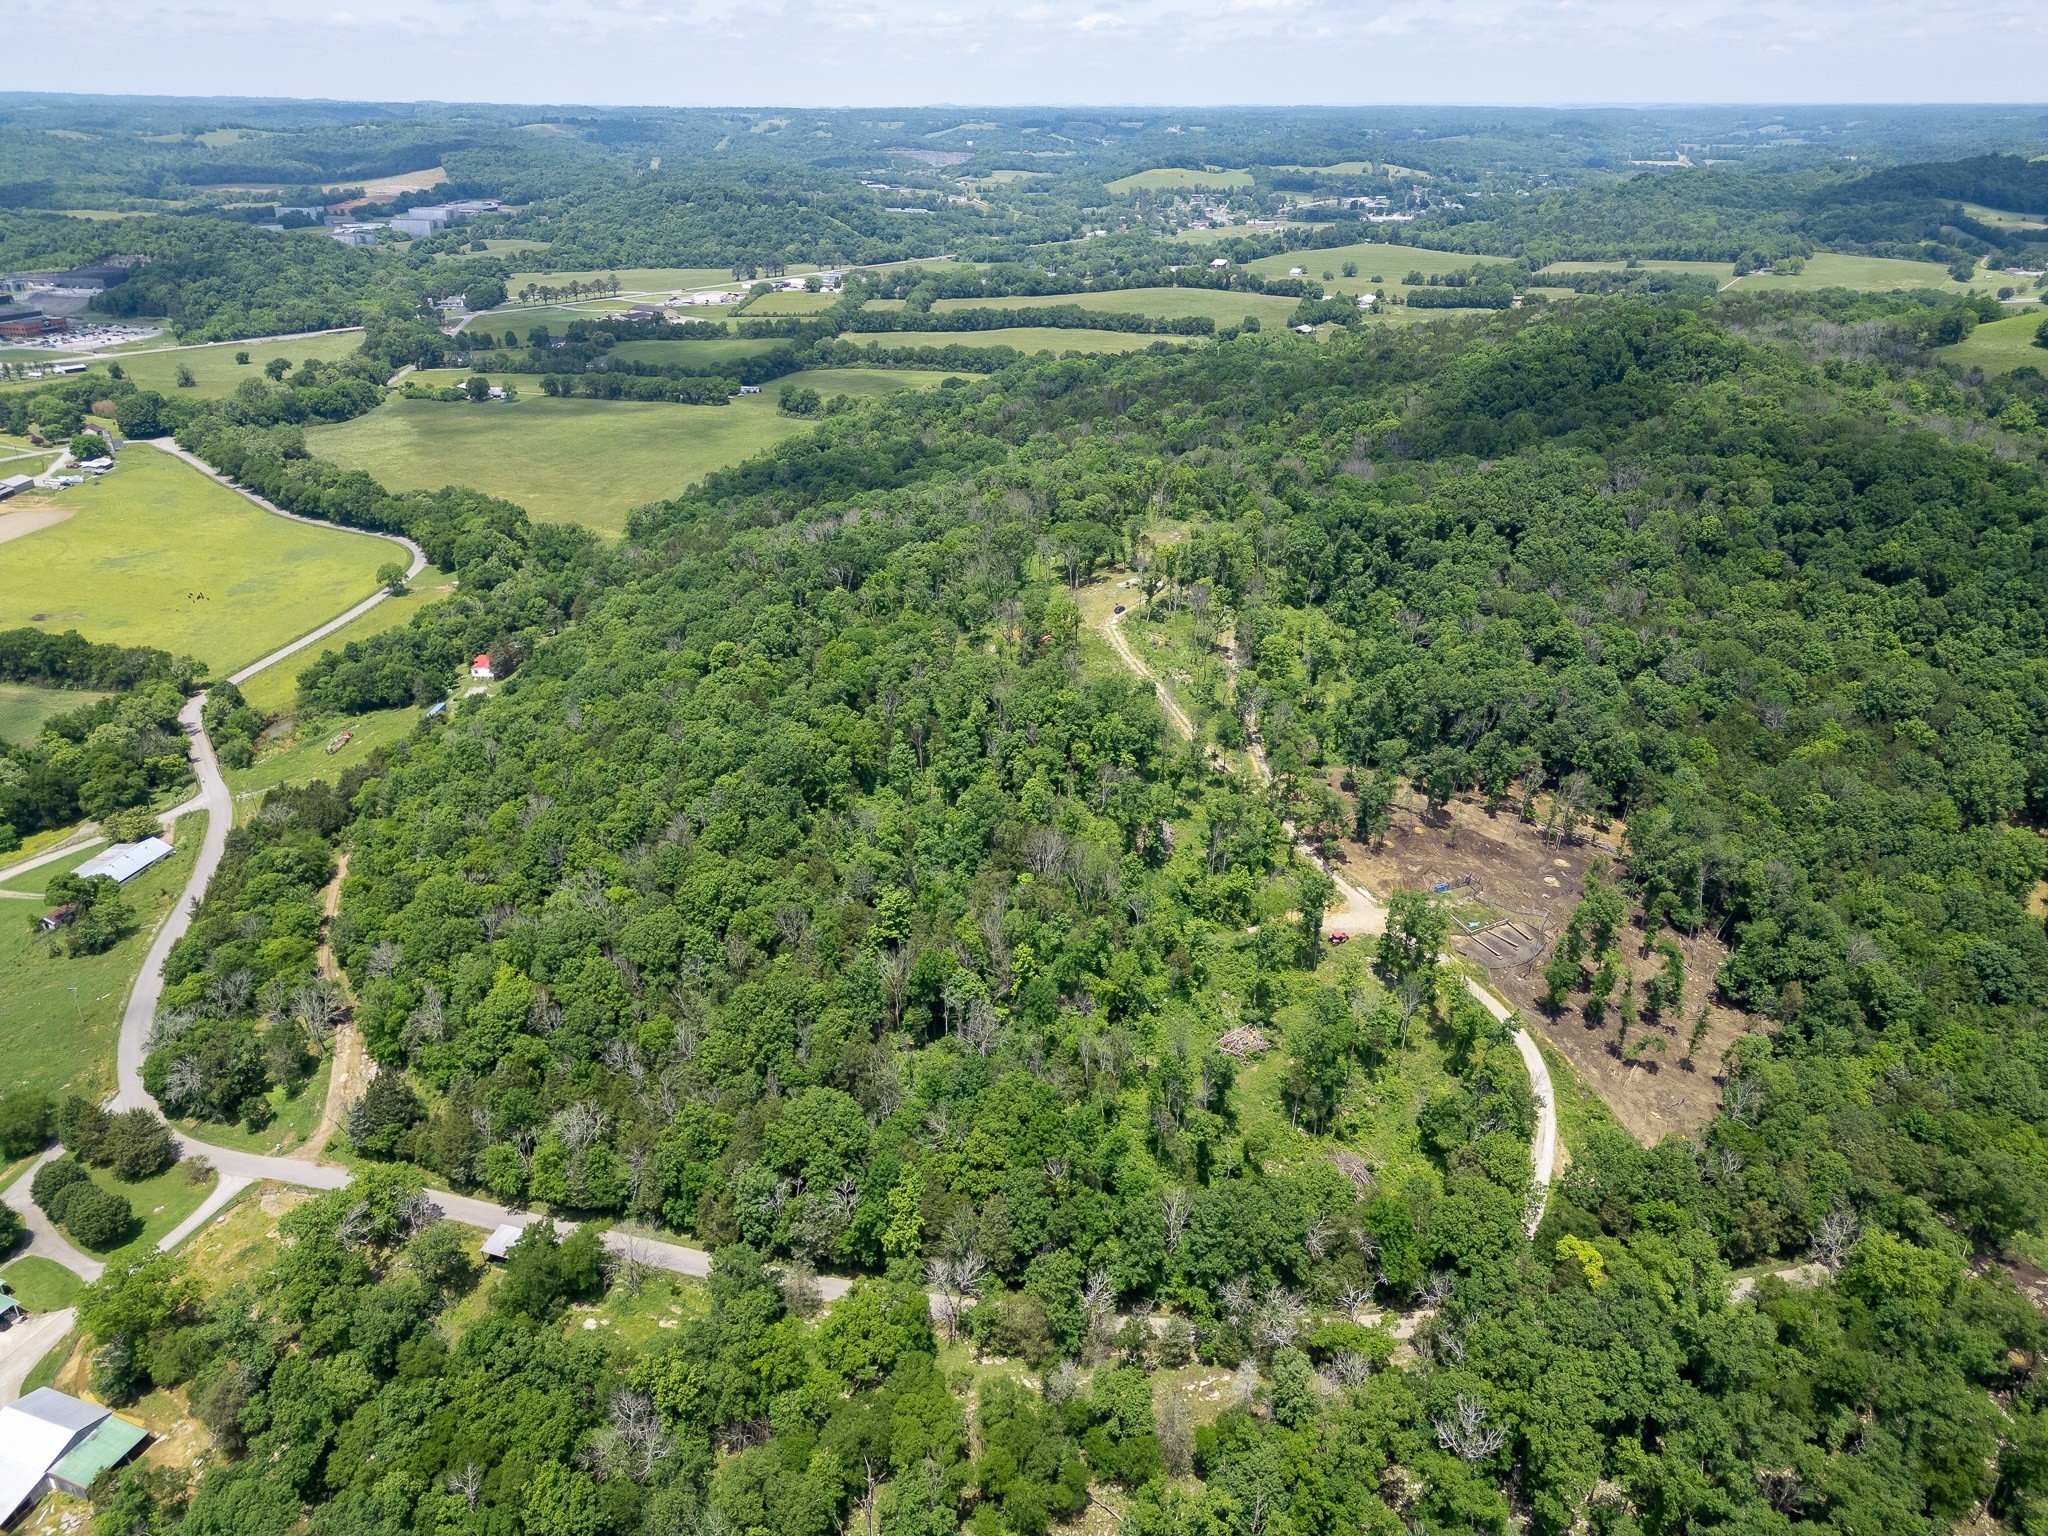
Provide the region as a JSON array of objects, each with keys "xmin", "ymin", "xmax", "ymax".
[{"xmin": 11, "ymin": 0, "xmax": 2046, "ymax": 106}]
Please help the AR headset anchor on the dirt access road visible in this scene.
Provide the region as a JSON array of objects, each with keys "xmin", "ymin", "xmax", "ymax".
[{"xmin": 1092, "ymin": 578, "xmax": 1557, "ymax": 1223}]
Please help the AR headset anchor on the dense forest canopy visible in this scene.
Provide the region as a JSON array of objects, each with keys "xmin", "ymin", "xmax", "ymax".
[
  {"xmin": 8, "ymin": 93, "xmax": 2048, "ymax": 1536},
  {"xmin": 35, "ymin": 285, "xmax": 2039, "ymax": 1536}
]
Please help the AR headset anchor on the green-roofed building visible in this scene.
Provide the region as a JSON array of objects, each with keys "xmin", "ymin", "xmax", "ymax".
[{"xmin": 47, "ymin": 1415, "xmax": 150, "ymax": 1497}]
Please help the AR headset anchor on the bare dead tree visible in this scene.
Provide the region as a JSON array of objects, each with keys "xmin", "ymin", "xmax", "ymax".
[
  {"xmin": 1813, "ymin": 1207, "xmax": 1861, "ymax": 1272},
  {"xmin": 584, "ymin": 1389, "xmax": 675, "ymax": 1483},
  {"xmin": 1304, "ymin": 1214, "xmax": 1333, "ymax": 1261},
  {"xmin": 1329, "ymin": 1349, "xmax": 1375, "ymax": 1387},
  {"xmin": 1254, "ymin": 1286, "xmax": 1305, "ymax": 1353},
  {"xmin": 781, "ymin": 1262, "xmax": 823, "ymax": 1319},
  {"xmin": 446, "ymin": 1462, "xmax": 484, "ymax": 1512},
  {"xmin": 1434, "ymin": 1393, "xmax": 1507, "ymax": 1462},
  {"xmin": 607, "ymin": 1234, "xmax": 652, "ymax": 1297},
  {"xmin": 1159, "ymin": 1187, "xmax": 1192, "ymax": 1254},
  {"xmin": 1336, "ymin": 1283, "xmax": 1375, "ymax": 1324},
  {"xmin": 959, "ymin": 996, "xmax": 999, "ymax": 1056}
]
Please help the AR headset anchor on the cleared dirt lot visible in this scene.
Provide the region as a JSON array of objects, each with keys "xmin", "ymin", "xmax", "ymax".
[{"xmin": 1325, "ymin": 782, "xmax": 1756, "ymax": 1145}]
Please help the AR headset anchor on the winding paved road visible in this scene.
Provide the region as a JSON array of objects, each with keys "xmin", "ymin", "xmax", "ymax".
[{"xmin": 76, "ymin": 456, "xmax": 821, "ymax": 1297}]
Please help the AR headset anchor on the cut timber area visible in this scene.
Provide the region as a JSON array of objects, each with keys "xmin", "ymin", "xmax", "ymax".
[{"xmin": 1325, "ymin": 783, "xmax": 1754, "ymax": 1144}]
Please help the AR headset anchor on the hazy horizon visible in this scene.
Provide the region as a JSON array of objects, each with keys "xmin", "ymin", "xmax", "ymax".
[{"xmin": 5, "ymin": 0, "xmax": 2044, "ymax": 111}]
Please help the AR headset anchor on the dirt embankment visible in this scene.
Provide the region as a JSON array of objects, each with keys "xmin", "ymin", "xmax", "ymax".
[
  {"xmin": 1326, "ymin": 784, "xmax": 1753, "ymax": 1146},
  {"xmin": 300, "ymin": 853, "xmax": 373, "ymax": 1161}
]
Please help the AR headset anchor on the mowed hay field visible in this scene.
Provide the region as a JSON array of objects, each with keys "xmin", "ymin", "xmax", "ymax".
[
  {"xmin": 308, "ymin": 368, "xmax": 945, "ymax": 535},
  {"xmin": 608, "ymin": 336, "xmax": 793, "ymax": 365},
  {"xmin": 927, "ymin": 287, "xmax": 1303, "ymax": 327},
  {"xmin": 1540, "ymin": 253, "xmax": 2007, "ymax": 298},
  {"xmin": 0, "ymin": 682, "xmax": 104, "ymax": 743},
  {"xmin": 1246, "ymin": 241, "xmax": 1514, "ymax": 289},
  {"xmin": 841, "ymin": 327, "xmax": 1201, "ymax": 356},
  {"xmin": 1939, "ymin": 311, "xmax": 2048, "ymax": 374},
  {"xmin": 0, "ymin": 449, "xmax": 392, "ymax": 673},
  {"xmin": 740, "ymin": 291, "xmax": 843, "ymax": 316},
  {"xmin": 0, "ymin": 826, "xmax": 195, "ymax": 1101},
  {"xmin": 1737, "ymin": 253, "xmax": 2011, "ymax": 296},
  {"xmin": 1106, "ymin": 167, "xmax": 1253, "ymax": 193},
  {"xmin": 238, "ymin": 580, "xmax": 456, "ymax": 715},
  {"xmin": 94, "ymin": 330, "xmax": 365, "ymax": 397}
]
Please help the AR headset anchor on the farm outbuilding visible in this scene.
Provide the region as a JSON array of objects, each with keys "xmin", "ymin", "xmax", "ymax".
[
  {"xmin": 0, "ymin": 1389, "xmax": 151, "ymax": 1526},
  {"xmin": 73, "ymin": 836, "xmax": 173, "ymax": 884}
]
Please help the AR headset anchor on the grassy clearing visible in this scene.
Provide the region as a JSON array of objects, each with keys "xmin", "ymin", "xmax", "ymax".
[
  {"xmin": 930, "ymin": 287, "xmax": 1303, "ymax": 327},
  {"xmin": 571, "ymin": 1270, "xmax": 708, "ymax": 1350},
  {"xmin": 608, "ymin": 337, "xmax": 792, "ymax": 365},
  {"xmin": 1939, "ymin": 310, "xmax": 2048, "ymax": 374},
  {"xmin": 1735, "ymin": 252, "xmax": 2004, "ymax": 296},
  {"xmin": 0, "ymin": 1255, "xmax": 86, "ymax": 1313},
  {"xmin": 309, "ymin": 368, "xmax": 942, "ymax": 534},
  {"xmin": 839, "ymin": 328, "xmax": 1198, "ymax": 356},
  {"xmin": 1229, "ymin": 983, "xmax": 1459, "ymax": 1192},
  {"xmin": 0, "ymin": 683, "xmax": 103, "ymax": 745},
  {"xmin": 108, "ymin": 330, "xmax": 364, "ymax": 396},
  {"xmin": 182, "ymin": 1184, "xmax": 307, "ymax": 1291},
  {"xmin": 64, "ymin": 1160, "xmax": 217, "ymax": 1264},
  {"xmin": 0, "ymin": 451, "xmax": 391, "ymax": 673},
  {"xmin": 0, "ymin": 828, "xmax": 196, "ymax": 1102},
  {"xmin": 238, "ymin": 582, "xmax": 454, "ymax": 715},
  {"xmin": 1245, "ymin": 241, "xmax": 1513, "ymax": 291},
  {"xmin": 1107, "ymin": 168, "xmax": 1252, "ymax": 193},
  {"xmin": 229, "ymin": 704, "xmax": 418, "ymax": 805},
  {"xmin": 739, "ymin": 291, "xmax": 843, "ymax": 316},
  {"xmin": 173, "ymin": 1055, "xmax": 330, "ymax": 1158},
  {"xmin": 1528, "ymin": 1033, "xmax": 1627, "ymax": 1169},
  {"xmin": 1959, "ymin": 202, "xmax": 2048, "ymax": 231}
]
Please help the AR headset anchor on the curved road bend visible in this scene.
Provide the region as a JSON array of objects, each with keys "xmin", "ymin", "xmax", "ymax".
[
  {"xmin": 1103, "ymin": 601, "xmax": 1559, "ymax": 1229},
  {"xmin": 146, "ymin": 439, "xmax": 427, "ymax": 687}
]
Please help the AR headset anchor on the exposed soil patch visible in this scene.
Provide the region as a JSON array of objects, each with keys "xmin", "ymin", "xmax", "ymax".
[{"xmin": 1324, "ymin": 783, "xmax": 1754, "ymax": 1145}]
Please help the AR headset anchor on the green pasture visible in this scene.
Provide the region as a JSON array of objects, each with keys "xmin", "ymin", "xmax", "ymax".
[
  {"xmin": 839, "ymin": 328, "xmax": 1199, "ymax": 356},
  {"xmin": 307, "ymin": 368, "xmax": 941, "ymax": 535},
  {"xmin": 0, "ymin": 450, "xmax": 391, "ymax": 674},
  {"xmin": 64, "ymin": 1160, "xmax": 217, "ymax": 1263},
  {"xmin": 0, "ymin": 827, "xmax": 196, "ymax": 1102},
  {"xmin": 1958, "ymin": 203, "xmax": 2048, "ymax": 232},
  {"xmin": 92, "ymin": 330, "xmax": 365, "ymax": 397},
  {"xmin": 1735, "ymin": 253, "xmax": 2003, "ymax": 296},
  {"xmin": 739, "ymin": 291, "xmax": 842, "ymax": 316},
  {"xmin": 608, "ymin": 336, "xmax": 791, "ymax": 364},
  {"xmin": 929, "ymin": 287, "xmax": 1303, "ymax": 327},
  {"xmin": 1244, "ymin": 241, "xmax": 1513, "ymax": 289},
  {"xmin": 230, "ymin": 704, "xmax": 418, "ymax": 804},
  {"xmin": 1107, "ymin": 168, "xmax": 1253, "ymax": 194},
  {"xmin": 1939, "ymin": 310, "xmax": 2048, "ymax": 375},
  {"xmin": 0, "ymin": 683, "xmax": 104, "ymax": 744},
  {"xmin": 173, "ymin": 1055, "xmax": 330, "ymax": 1157},
  {"xmin": 0, "ymin": 1255, "xmax": 85, "ymax": 1313},
  {"xmin": 239, "ymin": 581, "xmax": 455, "ymax": 715}
]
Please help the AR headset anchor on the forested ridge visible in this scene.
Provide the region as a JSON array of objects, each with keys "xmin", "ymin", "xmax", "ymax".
[{"xmin": 39, "ymin": 290, "xmax": 2047, "ymax": 1536}]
